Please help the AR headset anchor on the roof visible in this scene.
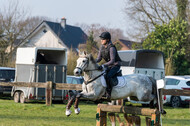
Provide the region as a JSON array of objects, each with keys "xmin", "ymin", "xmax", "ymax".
[
  {"xmin": 45, "ymin": 21, "xmax": 87, "ymax": 49},
  {"xmin": 24, "ymin": 20, "xmax": 87, "ymax": 49},
  {"xmin": 118, "ymin": 39, "xmax": 132, "ymax": 49}
]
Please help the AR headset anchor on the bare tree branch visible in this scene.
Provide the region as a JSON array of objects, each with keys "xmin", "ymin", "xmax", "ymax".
[{"xmin": 124, "ymin": 0, "xmax": 178, "ymax": 41}]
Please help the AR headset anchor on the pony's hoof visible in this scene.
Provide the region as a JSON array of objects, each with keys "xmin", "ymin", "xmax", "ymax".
[
  {"xmin": 66, "ymin": 109, "xmax": 72, "ymax": 116},
  {"xmin": 75, "ymin": 108, "xmax": 80, "ymax": 115}
]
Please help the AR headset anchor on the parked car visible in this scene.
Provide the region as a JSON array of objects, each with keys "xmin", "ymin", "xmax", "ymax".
[
  {"xmin": 0, "ymin": 67, "xmax": 15, "ymax": 96},
  {"xmin": 164, "ymin": 76, "xmax": 190, "ymax": 107},
  {"xmin": 67, "ymin": 75, "xmax": 84, "ymax": 85},
  {"xmin": 66, "ymin": 75, "xmax": 84, "ymax": 98}
]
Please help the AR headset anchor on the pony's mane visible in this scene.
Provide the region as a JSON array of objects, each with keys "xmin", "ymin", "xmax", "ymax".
[{"xmin": 88, "ymin": 54, "xmax": 96, "ymax": 64}]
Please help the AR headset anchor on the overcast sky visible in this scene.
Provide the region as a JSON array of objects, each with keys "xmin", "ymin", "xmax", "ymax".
[{"xmin": 1, "ymin": 0, "xmax": 128, "ymax": 35}]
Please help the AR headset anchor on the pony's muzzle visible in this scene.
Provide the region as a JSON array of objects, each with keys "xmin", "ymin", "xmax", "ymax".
[{"xmin": 74, "ymin": 68, "xmax": 82, "ymax": 76}]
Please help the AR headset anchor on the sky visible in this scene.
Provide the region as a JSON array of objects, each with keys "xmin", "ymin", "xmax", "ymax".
[{"xmin": 0, "ymin": 0, "xmax": 128, "ymax": 36}]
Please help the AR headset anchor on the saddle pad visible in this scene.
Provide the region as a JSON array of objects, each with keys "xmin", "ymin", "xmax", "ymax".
[{"xmin": 101, "ymin": 76, "xmax": 126, "ymax": 88}]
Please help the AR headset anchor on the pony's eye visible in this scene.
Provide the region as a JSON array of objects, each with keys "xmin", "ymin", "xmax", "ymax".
[{"xmin": 83, "ymin": 60, "xmax": 86, "ymax": 63}]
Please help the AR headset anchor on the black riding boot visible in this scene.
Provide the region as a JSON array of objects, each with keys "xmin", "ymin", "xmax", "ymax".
[
  {"xmin": 104, "ymin": 72, "xmax": 112, "ymax": 101},
  {"xmin": 106, "ymin": 80, "xmax": 112, "ymax": 101}
]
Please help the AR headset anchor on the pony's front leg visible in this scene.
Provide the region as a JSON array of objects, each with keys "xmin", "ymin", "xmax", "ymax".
[
  {"xmin": 66, "ymin": 95, "xmax": 76, "ymax": 116},
  {"xmin": 74, "ymin": 93, "xmax": 81, "ymax": 115},
  {"xmin": 73, "ymin": 92, "xmax": 97, "ymax": 115}
]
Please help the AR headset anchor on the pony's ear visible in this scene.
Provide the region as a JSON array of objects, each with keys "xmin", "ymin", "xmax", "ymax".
[
  {"xmin": 83, "ymin": 51, "xmax": 87, "ymax": 55},
  {"xmin": 79, "ymin": 51, "xmax": 87, "ymax": 57}
]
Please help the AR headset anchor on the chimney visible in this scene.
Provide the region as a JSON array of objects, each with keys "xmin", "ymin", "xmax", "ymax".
[{"xmin": 61, "ymin": 17, "xmax": 66, "ymax": 29}]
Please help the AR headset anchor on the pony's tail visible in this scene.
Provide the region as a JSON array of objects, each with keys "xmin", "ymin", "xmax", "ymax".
[
  {"xmin": 156, "ymin": 79, "xmax": 166, "ymax": 114},
  {"xmin": 147, "ymin": 76, "xmax": 158, "ymax": 108}
]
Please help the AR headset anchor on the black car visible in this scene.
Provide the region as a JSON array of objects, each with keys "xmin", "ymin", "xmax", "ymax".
[{"xmin": 0, "ymin": 67, "xmax": 15, "ymax": 96}]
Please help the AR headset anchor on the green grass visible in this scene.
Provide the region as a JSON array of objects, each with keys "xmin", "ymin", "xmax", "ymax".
[{"xmin": 0, "ymin": 99, "xmax": 189, "ymax": 126}]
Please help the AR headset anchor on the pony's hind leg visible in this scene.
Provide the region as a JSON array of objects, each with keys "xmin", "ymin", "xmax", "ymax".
[{"xmin": 66, "ymin": 95, "xmax": 76, "ymax": 116}]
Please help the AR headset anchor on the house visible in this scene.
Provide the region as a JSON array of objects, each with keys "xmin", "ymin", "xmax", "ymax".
[
  {"xmin": 21, "ymin": 17, "xmax": 87, "ymax": 51},
  {"xmin": 113, "ymin": 39, "xmax": 142, "ymax": 50}
]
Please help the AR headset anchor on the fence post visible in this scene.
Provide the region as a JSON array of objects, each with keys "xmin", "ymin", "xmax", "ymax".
[
  {"xmin": 96, "ymin": 107, "xmax": 107, "ymax": 126},
  {"xmin": 46, "ymin": 81, "xmax": 53, "ymax": 106},
  {"xmin": 151, "ymin": 113, "xmax": 160, "ymax": 126},
  {"xmin": 145, "ymin": 117, "xmax": 151, "ymax": 126}
]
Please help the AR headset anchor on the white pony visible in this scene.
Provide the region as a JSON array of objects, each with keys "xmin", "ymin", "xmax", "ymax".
[{"xmin": 65, "ymin": 52, "xmax": 159, "ymax": 116}]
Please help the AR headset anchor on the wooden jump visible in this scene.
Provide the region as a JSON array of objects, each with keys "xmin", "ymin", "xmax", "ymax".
[{"xmin": 96, "ymin": 104, "xmax": 160, "ymax": 126}]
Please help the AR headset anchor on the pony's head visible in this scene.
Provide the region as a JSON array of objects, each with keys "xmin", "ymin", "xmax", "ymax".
[{"xmin": 74, "ymin": 51, "xmax": 97, "ymax": 76}]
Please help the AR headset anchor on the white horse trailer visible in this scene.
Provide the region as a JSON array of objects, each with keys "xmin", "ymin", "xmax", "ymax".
[
  {"xmin": 118, "ymin": 50, "xmax": 165, "ymax": 104},
  {"xmin": 118, "ymin": 50, "xmax": 165, "ymax": 79},
  {"xmin": 11, "ymin": 47, "xmax": 67, "ymax": 103}
]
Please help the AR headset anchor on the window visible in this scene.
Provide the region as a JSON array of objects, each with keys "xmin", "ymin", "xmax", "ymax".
[
  {"xmin": 43, "ymin": 29, "xmax": 47, "ymax": 33},
  {"xmin": 0, "ymin": 70, "xmax": 15, "ymax": 80},
  {"xmin": 72, "ymin": 79, "xmax": 78, "ymax": 84},
  {"xmin": 166, "ymin": 78, "xmax": 180, "ymax": 85},
  {"xmin": 186, "ymin": 81, "xmax": 190, "ymax": 86},
  {"xmin": 66, "ymin": 77, "xmax": 72, "ymax": 84}
]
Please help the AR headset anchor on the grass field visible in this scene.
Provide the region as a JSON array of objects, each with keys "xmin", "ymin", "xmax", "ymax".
[{"xmin": 0, "ymin": 99, "xmax": 189, "ymax": 126}]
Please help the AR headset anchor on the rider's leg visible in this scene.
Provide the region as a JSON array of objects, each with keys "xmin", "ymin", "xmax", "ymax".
[{"xmin": 105, "ymin": 66, "xmax": 120, "ymax": 98}]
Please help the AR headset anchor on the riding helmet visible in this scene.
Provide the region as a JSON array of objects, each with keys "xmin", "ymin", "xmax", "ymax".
[{"xmin": 99, "ymin": 32, "xmax": 111, "ymax": 40}]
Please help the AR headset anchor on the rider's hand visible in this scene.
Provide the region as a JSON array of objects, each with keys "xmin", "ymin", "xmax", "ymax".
[{"xmin": 98, "ymin": 65, "xmax": 103, "ymax": 70}]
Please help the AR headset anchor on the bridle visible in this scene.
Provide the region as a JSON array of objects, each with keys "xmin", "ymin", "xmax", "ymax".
[{"xmin": 76, "ymin": 56, "xmax": 105, "ymax": 85}]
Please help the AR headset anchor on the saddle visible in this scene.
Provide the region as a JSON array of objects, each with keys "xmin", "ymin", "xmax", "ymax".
[{"xmin": 109, "ymin": 70, "xmax": 122, "ymax": 87}]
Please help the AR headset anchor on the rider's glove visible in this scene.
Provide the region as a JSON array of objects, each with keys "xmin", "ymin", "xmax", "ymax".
[{"xmin": 98, "ymin": 65, "xmax": 103, "ymax": 70}]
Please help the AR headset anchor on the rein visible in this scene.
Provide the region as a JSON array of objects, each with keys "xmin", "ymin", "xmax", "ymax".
[
  {"xmin": 77, "ymin": 66, "xmax": 104, "ymax": 85},
  {"xmin": 83, "ymin": 71, "xmax": 105, "ymax": 85}
]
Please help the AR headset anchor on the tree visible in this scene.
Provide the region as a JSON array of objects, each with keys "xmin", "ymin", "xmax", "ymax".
[
  {"xmin": 124, "ymin": 0, "xmax": 190, "ymax": 75},
  {"xmin": 175, "ymin": 0, "xmax": 190, "ymax": 62},
  {"xmin": 124, "ymin": 0, "xmax": 190, "ymax": 41},
  {"xmin": 67, "ymin": 48, "xmax": 78, "ymax": 75},
  {"xmin": 0, "ymin": 0, "xmax": 30, "ymax": 66},
  {"xmin": 176, "ymin": 0, "xmax": 188, "ymax": 21},
  {"xmin": 0, "ymin": 0, "xmax": 50, "ymax": 67},
  {"xmin": 77, "ymin": 23, "xmax": 127, "ymax": 47},
  {"xmin": 143, "ymin": 19, "xmax": 189, "ymax": 75},
  {"xmin": 124, "ymin": 0, "xmax": 178, "ymax": 41},
  {"xmin": 86, "ymin": 31, "xmax": 97, "ymax": 54}
]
